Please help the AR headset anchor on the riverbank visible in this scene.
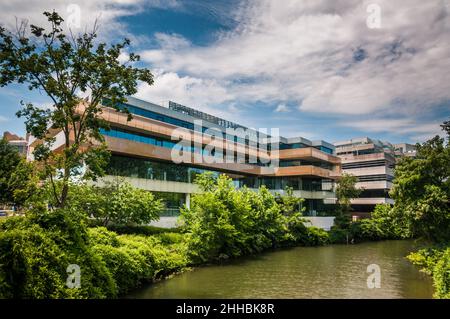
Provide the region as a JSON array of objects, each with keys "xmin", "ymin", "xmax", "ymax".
[
  {"xmin": 0, "ymin": 212, "xmax": 441, "ymax": 299},
  {"xmin": 407, "ymin": 245, "xmax": 450, "ymax": 299},
  {"xmin": 127, "ymin": 240, "xmax": 434, "ymax": 299}
]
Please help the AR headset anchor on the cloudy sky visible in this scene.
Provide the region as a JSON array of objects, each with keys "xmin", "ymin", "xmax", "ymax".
[{"xmin": 0, "ymin": 0, "xmax": 449, "ymax": 144}]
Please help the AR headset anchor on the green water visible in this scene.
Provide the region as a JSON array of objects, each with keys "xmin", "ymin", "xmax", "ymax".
[{"xmin": 129, "ymin": 240, "xmax": 434, "ymax": 299}]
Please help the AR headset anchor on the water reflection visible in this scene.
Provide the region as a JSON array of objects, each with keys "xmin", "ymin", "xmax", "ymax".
[{"xmin": 128, "ymin": 240, "xmax": 434, "ymax": 299}]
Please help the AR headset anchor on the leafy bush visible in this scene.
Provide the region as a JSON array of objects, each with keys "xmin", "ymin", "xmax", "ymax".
[
  {"xmin": 107, "ymin": 224, "xmax": 183, "ymax": 236},
  {"xmin": 356, "ymin": 204, "xmax": 410, "ymax": 240},
  {"xmin": 0, "ymin": 206, "xmax": 189, "ymax": 299},
  {"xmin": 181, "ymin": 173, "xmax": 331, "ymax": 263},
  {"xmin": 305, "ymin": 227, "xmax": 330, "ymax": 246},
  {"xmin": 0, "ymin": 210, "xmax": 117, "ymax": 298},
  {"xmin": 408, "ymin": 247, "xmax": 450, "ymax": 299},
  {"xmin": 328, "ymin": 227, "xmax": 349, "ymax": 244},
  {"xmin": 329, "ymin": 204, "xmax": 409, "ymax": 243},
  {"xmin": 433, "ymin": 248, "xmax": 450, "ymax": 299},
  {"xmin": 88, "ymin": 227, "xmax": 188, "ymax": 294},
  {"xmin": 181, "ymin": 174, "xmax": 285, "ymax": 262},
  {"xmin": 69, "ymin": 181, "xmax": 163, "ymax": 226}
]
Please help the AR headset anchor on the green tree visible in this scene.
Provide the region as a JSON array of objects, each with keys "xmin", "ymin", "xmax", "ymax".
[
  {"xmin": 356, "ymin": 204, "xmax": 409, "ymax": 240},
  {"xmin": 335, "ymin": 173, "xmax": 361, "ymax": 217},
  {"xmin": 0, "ymin": 138, "xmax": 37, "ymax": 209},
  {"xmin": 0, "ymin": 138, "xmax": 21, "ymax": 205},
  {"xmin": 181, "ymin": 174, "xmax": 286, "ymax": 262},
  {"xmin": 391, "ymin": 120, "xmax": 450, "ymax": 242},
  {"xmin": 0, "ymin": 11, "xmax": 154, "ymax": 208},
  {"xmin": 275, "ymin": 187, "xmax": 305, "ymax": 216},
  {"xmin": 70, "ymin": 180, "xmax": 163, "ymax": 226}
]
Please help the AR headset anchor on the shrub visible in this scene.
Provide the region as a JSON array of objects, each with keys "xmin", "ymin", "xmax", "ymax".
[
  {"xmin": 328, "ymin": 227, "xmax": 349, "ymax": 244},
  {"xmin": 329, "ymin": 204, "xmax": 410, "ymax": 243},
  {"xmin": 433, "ymin": 248, "xmax": 450, "ymax": 299},
  {"xmin": 88, "ymin": 227, "xmax": 188, "ymax": 295},
  {"xmin": 181, "ymin": 174, "xmax": 287, "ymax": 262},
  {"xmin": 181, "ymin": 173, "xmax": 331, "ymax": 262},
  {"xmin": 356, "ymin": 204, "xmax": 409, "ymax": 241},
  {"xmin": 69, "ymin": 181, "xmax": 163, "ymax": 226},
  {"xmin": 306, "ymin": 227, "xmax": 330, "ymax": 246},
  {"xmin": 283, "ymin": 213, "xmax": 310, "ymax": 245},
  {"xmin": 0, "ymin": 210, "xmax": 117, "ymax": 298},
  {"xmin": 107, "ymin": 224, "xmax": 182, "ymax": 236},
  {"xmin": 408, "ymin": 247, "xmax": 450, "ymax": 299}
]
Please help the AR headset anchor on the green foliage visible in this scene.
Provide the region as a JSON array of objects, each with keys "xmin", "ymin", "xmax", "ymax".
[
  {"xmin": 408, "ymin": 247, "xmax": 450, "ymax": 299},
  {"xmin": 328, "ymin": 227, "xmax": 350, "ymax": 244},
  {"xmin": 433, "ymin": 249, "xmax": 450, "ymax": 299},
  {"xmin": 0, "ymin": 209, "xmax": 117, "ymax": 298},
  {"xmin": 0, "ymin": 209, "xmax": 188, "ymax": 298},
  {"xmin": 305, "ymin": 227, "xmax": 330, "ymax": 246},
  {"xmin": 356, "ymin": 204, "xmax": 410, "ymax": 241},
  {"xmin": 0, "ymin": 11, "xmax": 154, "ymax": 207},
  {"xmin": 275, "ymin": 187, "xmax": 304, "ymax": 216},
  {"xmin": 0, "ymin": 138, "xmax": 21, "ymax": 205},
  {"xmin": 106, "ymin": 224, "xmax": 183, "ymax": 236},
  {"xmin": 335, "ymin": 173, "xmax": 361, "ymax": 216},
  {"xmin": 0, "ymin": 138, "xmax": 38, "ymax": 209},
  {"xmin": 88, "ymin": 227, "xmax": 187, "ymax": 295},
  {"xmin": 181, "ymin": 175, "xmax": 282, "ymax": 262},
  {"xmin": 69, "ymin": 180, "xmax": 163, "ymax": 226},
  {"xmin": 182, "ymin": 174, "xmax": 329, "ymax": 263},
  {"xmin": 391, "ymin": 121, "xmax": 450, "ymax": 243},
  {"xmin": 329, "ymin": 204, "xmax": 409, "ymax": 243}
]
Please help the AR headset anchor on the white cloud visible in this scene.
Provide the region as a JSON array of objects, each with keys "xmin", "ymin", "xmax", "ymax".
[
  {"xmin": 0, "ymin": 115, "xmax": 8, "ymax": 122},
  {"xmin": 275, "ymin": 104, "xmax": 289, "ymax": 112},
  {"xmin": 2, "ymin": 0, "xmax": 448, "ymax": 141},
  {"xmin": 138, "ymin": 0, "xmax": 450, "ymax": 139},
  {"xmin": 339, "ymin": 118, "xmax": 444, "ymax": 142},
  {"xmin": 0, "ymin": 0, "xmax": 179, "ymax": 43},
  {"xmin": 134, "ymin": 70, "xmax": 234, "ymax": 120}
]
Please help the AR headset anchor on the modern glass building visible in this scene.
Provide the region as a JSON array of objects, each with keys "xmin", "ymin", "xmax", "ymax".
[
  {"xmin": 97, "ymin": 97, "xmax": 341, "ymax": 217},
  {"xmin": 30, "ymin": 96, "xmax": 341, "ymax": 218}
]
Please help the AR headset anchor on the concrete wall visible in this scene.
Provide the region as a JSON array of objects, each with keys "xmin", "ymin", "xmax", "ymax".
[
  {"xmin": 150, "ymin": 217, "xmax": 180, "ymax": 228},
  {"xmin": 303, "ymin": 216, "xmax": 335, "ymax": 231},
  {"xmin": 351, "ymin": 198, "xmax": 394, "ymax": 205},
  {"xmin": 100, "ymin": 176, "xmax": 200, "ymax": 194}
]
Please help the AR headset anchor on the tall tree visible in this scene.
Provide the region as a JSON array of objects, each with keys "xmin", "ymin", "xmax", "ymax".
[
  {"xmin": 335, "ymin": 173, "xmax": 361, "ymax": 217},
  {"xmin": 391, "ymin": 120, "xmax": 450, "ymax": 242},
  {"xmin": 0, "ymin": 11, "xmax": 154, "ymax": 208}
]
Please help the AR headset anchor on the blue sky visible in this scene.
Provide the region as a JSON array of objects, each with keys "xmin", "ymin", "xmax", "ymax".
[{"xmin": 1, "ymin": 0, "xmax": 449, "ymax": 144}]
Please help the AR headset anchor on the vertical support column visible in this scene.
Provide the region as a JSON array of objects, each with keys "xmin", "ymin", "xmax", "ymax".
[{"xmin": 185, "ymin": 193, "xmax": 191, "ymax": 209}]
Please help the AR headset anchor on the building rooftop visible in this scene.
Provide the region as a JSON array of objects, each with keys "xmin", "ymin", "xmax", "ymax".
[{"xmin": 121, "ymin": 96, "xmax": 336, "ymax": 153}]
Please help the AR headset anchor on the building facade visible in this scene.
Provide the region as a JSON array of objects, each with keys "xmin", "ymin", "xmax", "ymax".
[
  {"xmin": 334, "ymin": 137, "xmax": 402, "ymax": 217},
  {"xmin": 394, "ymin": 143, "xmax": 417, "ymax": 157},
  {"xmin": 2, "ymin": 131, "xmax": 27, "ymax": 156},
  {"xmin": 28, "ymin": 97, "xmax": 341, "ymax": 219}
]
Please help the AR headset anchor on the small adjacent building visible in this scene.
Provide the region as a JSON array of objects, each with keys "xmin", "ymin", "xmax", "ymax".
[
  {"xmin": 2, "ymin": 131, "xmax": 28, "ymax": 156},
  {"xmin": 394, "ymin": 143, "xmax": 417, "ymax": 157},
  {"xmin": 334, "ymin": 137, "xmax": 416, "ymax": 217}
]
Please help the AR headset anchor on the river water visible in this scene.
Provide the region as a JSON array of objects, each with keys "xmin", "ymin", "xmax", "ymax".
[{"xmin": 128, "ymin": 240, "xmax": 434, "ymax": 299}]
